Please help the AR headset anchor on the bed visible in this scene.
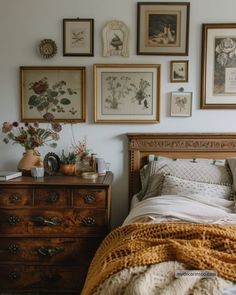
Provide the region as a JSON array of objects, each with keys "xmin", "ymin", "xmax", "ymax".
[{"xmin": 81, "ymin": 133, "xmax": 236, "ymax": 295}]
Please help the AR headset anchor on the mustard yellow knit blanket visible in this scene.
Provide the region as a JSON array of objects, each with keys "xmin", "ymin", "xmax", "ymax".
[{"xmin": 81, "ymin": 223, "xmax": 236, "ymax": 295}]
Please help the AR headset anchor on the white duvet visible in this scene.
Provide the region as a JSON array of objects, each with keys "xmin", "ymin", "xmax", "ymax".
[{"xmin": 124, "ymin": 193, "xmax": 236, "ymax": 225}]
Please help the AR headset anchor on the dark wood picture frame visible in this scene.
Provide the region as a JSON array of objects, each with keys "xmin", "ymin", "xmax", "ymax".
[
  {"xmin": 63, "ymin": 18, "xmax": 94, "ymax": 56},
  {"xmin": 137, "ymin": 2, "xmax": 190, "ymax": 55},
  {"xmin": 170, "ymin": 60, "xmax": 189, "ymax": 82}
]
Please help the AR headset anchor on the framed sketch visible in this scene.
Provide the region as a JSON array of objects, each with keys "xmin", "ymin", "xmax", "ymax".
[
  {"xmin": 201, "ymin": 23, "xmax": 236, "ymax": 109},
  {"xmin": 102, "ymin": 20, "xmax": 129, "ymax": 57},
  {"xmin": 94, "ymin": 64, "xmax": 161, "ymax": 123},
  {"xmin": 137, "ymin": 2, "xmax": 190, "ymax": 55},
  {"xmin": 170, "ymin": 91, "xmax": 192, "ymax": 117},
  {"xmin": 170, "ymin": 60, "xmax": 188, "ymax": 82},
  {"xmin": 20, "ymin": 66, "xmax": 86, "ymax": 123},
  {"xmin": 63, "ymin": 18, "xmax": 94, "ymax": 56}
]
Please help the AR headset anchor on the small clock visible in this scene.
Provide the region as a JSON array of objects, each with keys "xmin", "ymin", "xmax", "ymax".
[{"xmin": 39, "ymin": 39, "xmax": 57, "ymax": 58}]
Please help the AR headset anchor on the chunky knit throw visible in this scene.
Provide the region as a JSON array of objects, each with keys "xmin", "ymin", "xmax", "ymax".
[{"xmin": 81, "ymin": 223, "xmax": 236, "ymax": 295}]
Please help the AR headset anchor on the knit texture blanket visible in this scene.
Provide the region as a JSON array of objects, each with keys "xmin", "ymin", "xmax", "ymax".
[{"xmin": 81, "ymin": 223, "xmax": 236, "ymax": 295}]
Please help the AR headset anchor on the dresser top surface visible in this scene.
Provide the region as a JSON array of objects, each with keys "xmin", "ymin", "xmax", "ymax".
[{"xmin": 0, "ymin": 171, "xmax": 113, "ymax": 187}]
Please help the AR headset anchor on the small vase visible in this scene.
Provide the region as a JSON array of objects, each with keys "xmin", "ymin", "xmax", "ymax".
[
  {"xmin": 17, "ymin": 149, "xmax": 41, "ymax": 175},
  {"xmin": 60, "ymin": 164, "xmax": 75, "ymax": 176},
  {"xmin": 75, "ymin": 156, "xmax": 92, "ymax": 176}
]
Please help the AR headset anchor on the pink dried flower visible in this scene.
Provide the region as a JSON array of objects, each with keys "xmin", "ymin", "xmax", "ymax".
[{"xmin": 2, "ymin": 122, "xmax": 13, "ymax": 133}]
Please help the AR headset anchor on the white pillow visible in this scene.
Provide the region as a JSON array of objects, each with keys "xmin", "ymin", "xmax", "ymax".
[
  {"xmin": 161, "ymin": 175, "xmax": 232, "ymax": 199},
  {"xmin": 138, "ymin": 156, "xmax": 232, "ymax": 200}
]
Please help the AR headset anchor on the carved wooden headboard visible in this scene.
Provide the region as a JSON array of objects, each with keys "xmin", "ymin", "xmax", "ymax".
[{"xmin": 127, "ymin": 133, "xmax": 236, "ymax": 204}]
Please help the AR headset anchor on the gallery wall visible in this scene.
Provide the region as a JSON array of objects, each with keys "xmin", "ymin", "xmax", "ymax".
[{"xmin": 1, "ymin": 0, "xmax": 236, "ymax": 227}]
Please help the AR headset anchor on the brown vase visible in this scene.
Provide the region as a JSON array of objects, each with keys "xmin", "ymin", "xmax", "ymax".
[
  {"xmin": 17, "ymin": 149, "xmax": 41, "ymax": 175},
  {"xmin": 60, "ymin": 164, "xmax": 75, "ymax": 176}
]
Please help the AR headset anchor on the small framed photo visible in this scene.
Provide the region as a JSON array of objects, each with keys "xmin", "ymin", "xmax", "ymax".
[
  {"xmin": 137, "ymin": 2, "xmax": 190, "ymax": 55},
  {"xmin": 63, "ymin": 18, "xmax": 94, "ymax": 56},
  {"xmin": 170, "ymin": 60, "xmax": 188, "ymax": 82},
  {"xmin": 94, "ymin": 64, "xmax": 161, "ymax": 123},
  {"xmin": 170, "ymin": 91, "xmax": 192, "ymax": 117},
  {"xmin": 102, "ymin": 20, "xmax": 129, "ymax": 57},
  {"xmin": 20, "ymin": 66, "xmax": 86, "ymax": 123}
]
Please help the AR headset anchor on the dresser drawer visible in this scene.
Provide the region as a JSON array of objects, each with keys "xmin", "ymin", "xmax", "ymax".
[
  {"xmin": 73, "ymin": 189, "xmax": 106, "ymax": 208},
  {"xmin": 0, "ymin": 188, "xmax": 32, "ymax": 207},
  {"xmin": 0, "ymin": 265, "xmax": 85, "ymax": 291},
  {"xmin": 34, "ymin": 188, "xmax": 71, "ymax": 207},
  {"xmin": 0, "ymin": 209, "xmax": 107, "ymax": 236},
  {"xmin": 0, "ymin": 237, "xmax": 101, "ymax": 265}
]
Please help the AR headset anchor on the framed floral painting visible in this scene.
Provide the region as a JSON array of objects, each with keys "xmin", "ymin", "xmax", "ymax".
[
  {"xmin": 63, "ymin": 18, "xmax": 94, "ymax": 56},
  {"xmin": 20, "ymin": 66, "xmax": 86, "ymax": 122},
  {"xmin": 170, "ymin": 91, "xmax": 192, "ymax": 117},
  {"xmin": 137, "ymin": 2, "xmax": 190, "ymax": 55},
  {"xmin": 94, "ymin": 64, "xmax": 161, "ymax": 123},
  {"xmin": 201, "ymin": 23, "xmax": 236, "ymax": 109}
]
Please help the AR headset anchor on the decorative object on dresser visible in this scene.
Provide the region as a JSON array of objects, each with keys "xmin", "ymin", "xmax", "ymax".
[
  {"xmin": 0, "ymin": 172, "xmax": 113, "ymax": 293},
  {"xmin": 137, "ymin": 2, "xmax": 190, "ymax": 55},
  {"xmin": 20, "ymin": 66, "xmax": 86, "ymax": 123},
  {"xmin": 94, "ymin": 64, "xmax": 161, "ymax": 123},
  {"xmin": 59, "ymin": 150, "xmax": 76, "ymax": 176},
  {"xmin": 0, "ymin": 171, "xmax": 22, "ymax": 181},
  {"xmin": 102, "ymin": 20, "xmax": 129, "ymax": 57},
  {"xmin": 63, "ymin": 18, "xmax": 94, "ymax": 56},
  {"xmin": 1, "ymin": 118, "xmax": 62, "ymax": 174}
]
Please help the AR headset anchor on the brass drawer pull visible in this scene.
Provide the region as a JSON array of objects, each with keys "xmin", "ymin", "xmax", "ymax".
[
  {"xmin": 32, "ymin": 216, "xmax": 62, "ymax": 226},
  {"xmin": 37, "ymin": 246, "xmax": 64, "ymax": 257},
  {"xmin": 8, "ymin": 243, "xmax": 20, "ymax": 254},
  {"xmin": 82, "ymin": 216, "xmax": 95, "ymax": 226},
  {"xmin": 83, "ymin": 194, "xmax": 95, "ymax": 203},
  {"xmin": 8, "ymin": 216, "xmax": 21, "ymax": 226},
  {"xmin": 9, "ymin": 193, "xmax": 21, "ymax": 203},
  {"xmin": 46, "ymin": 191, "xmax": 59, "ymax": 203},
  {"xmin": 8, "ymin": 271, "xmax": 20, "ymax": 280}
]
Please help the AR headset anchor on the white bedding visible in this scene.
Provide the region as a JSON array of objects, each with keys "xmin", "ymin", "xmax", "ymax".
[{"xmin": 124, "ymin": 193, "xmax": 236, "ymax": 225}]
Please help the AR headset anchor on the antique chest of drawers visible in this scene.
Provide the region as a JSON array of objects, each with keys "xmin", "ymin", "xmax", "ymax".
[{"xmin": 0, "ymin": 172, "xmax": 113, "ymax": 293}]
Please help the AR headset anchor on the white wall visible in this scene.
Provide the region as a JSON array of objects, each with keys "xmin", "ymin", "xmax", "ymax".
[{"xmin": 1, "ymin": 0, "xmax": 236, "ymax": 227}]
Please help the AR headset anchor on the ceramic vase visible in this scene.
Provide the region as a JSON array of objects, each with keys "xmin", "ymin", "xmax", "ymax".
[
  {"xmin": 17, "ymin": 149, "xmax": 41, "ymax": 174},
  {"xmin": 60, "ymin": 164, "xmax": 75, "ymax": 176}
]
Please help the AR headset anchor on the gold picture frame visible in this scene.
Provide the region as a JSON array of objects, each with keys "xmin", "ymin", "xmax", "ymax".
[
  {"xmin": 20, "ymin": 66, "xmax": 86, "ymax": 123},
  {"xmin": 170, "ymin": 60, "xmax": 189, "ymax": 82},
  {"xmin": 170, "ymin": 91, "xmax": 192, "ymax": 117},
  {"xmin": 137, "ymin": 2, "xmax": 190, "ymax": 55},
  {"xmin": 201, "ymin": 23, "xmax": 236, "ymax": 109},
  {"xmin": 94, "ymin": 64, "xmax": 161, "ymax": 123}
]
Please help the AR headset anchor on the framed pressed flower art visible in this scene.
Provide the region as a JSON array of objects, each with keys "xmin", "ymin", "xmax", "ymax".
[
  {"xmin": 201, "ymin": 23, "xmax": 236, "ymax": 109},
  {"xmin": 170, "ymin": 91, "xmax": 192, "ymax": 117},
  {"xmin": 94, "ymin": 64, "xmax": 161, "ymax": 123},
  {"xmin": 20, "ymin": 66, "xmax": 86, "ymax": 123}
]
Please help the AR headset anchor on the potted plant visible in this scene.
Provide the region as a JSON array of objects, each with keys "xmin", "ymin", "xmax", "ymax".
[{"xmin": 60, "ymin": 150, "xmax": 76, "ymax": 175}]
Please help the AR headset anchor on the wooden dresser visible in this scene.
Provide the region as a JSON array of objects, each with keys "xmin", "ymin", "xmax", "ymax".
[{"xmin": 0, "ymin": 172, "xmax": 113, "ymax": 293}]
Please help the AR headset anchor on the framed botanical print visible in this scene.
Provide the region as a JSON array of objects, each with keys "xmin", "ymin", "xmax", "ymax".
[
  {"xmin": 201, "ymin": 23, "xmax": 236, "ymax": 109},
  {"xmin": 170, "ymin": 91, "xmax": 192, "ymax": 117},
  {"xmin": 20, "ymin": 66, "xmax": 86, "ymax": 123},
  {"xmin": 170, "ymin": 60, "xmax": 188, "ymax": 82},
  {"xmin": 94, "ymin": 64, "xmax": 161, "ymax": 123},
  {"xmin": 63, "ymin": 18, "xmax": 94, "ymax": 56},
  {"xmin": 137, "ymin": 2, "xmax": 190, "ymax": 55}
]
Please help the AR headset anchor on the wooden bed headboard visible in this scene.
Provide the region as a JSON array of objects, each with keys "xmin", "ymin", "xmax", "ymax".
[{"xmin": 127, "ymin": 133, "xmax": 236, "ymax": 203}]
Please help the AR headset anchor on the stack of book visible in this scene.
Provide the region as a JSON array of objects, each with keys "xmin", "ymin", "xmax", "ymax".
[{"xmin": 0, "ymin": 171, "xmax": 22, "ymax": 181}]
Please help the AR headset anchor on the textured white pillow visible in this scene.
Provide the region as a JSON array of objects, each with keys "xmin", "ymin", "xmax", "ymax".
[
  {"xmin": 161, "ymin": 175, "xmax": 232, "ymax": 199},
  {"xmin": 138, "ymin": 157, "xmax": 232, "ymax": 200}
]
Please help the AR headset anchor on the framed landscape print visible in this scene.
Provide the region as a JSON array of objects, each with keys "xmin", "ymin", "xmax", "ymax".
[
  {"xmin": 201, "ymin": 23, "xmax": 236, "ymax": 109},
  {"xmin": 170, "ymin": 91, "xmax": 192, "ymax": 117},
  {"xmin": 63, "ymin": 18, "xmax": 94, "ymax": 56},
  {"xmin": 137, "ymin": 2, "xmax": 190, "ymax": 55},
  {"xmin": 94, "ymin": 64, "xmax": 161, "ymax": 123},
  {"xmin": 170, "ymin": 60, "xmax": 188, "ymax": 82},
  {"xmin": 20, "ymin": 66, "xmax": 86, "ymax": 123}
]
